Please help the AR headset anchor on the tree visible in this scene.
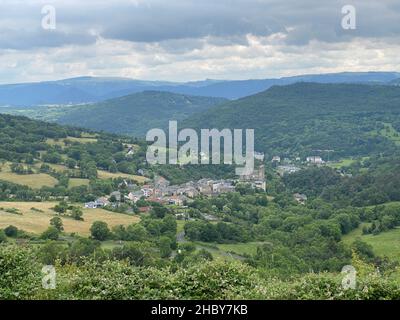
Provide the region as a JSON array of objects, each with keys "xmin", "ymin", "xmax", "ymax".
[
  {"xmin": 4, "ymin": 225, "xmax": 18, "ymax": 238},
  {"xmin": 195, "ymin": 249, "xmax": 213, "ymax": 261},
  {"xmin": 151, "ymin": 206, "xmax": 168, "ymax": 219},
  {"xmin": 43, "ymin": 152, "xmax": 62, "ymax": 164},
  {"xmin": 53, "ymin": 200, "xmax": 68, "ymax": 214},
  {"xmin": 66, "ymin": 158, "xmax": 77, "ymax": 169},
  {"xmin": 40, "ymin": 226, "xmax": 59, "ymax": 240},
  {"xmin": 70, "ymin": 207, "xmax": 83, "ymax": 221},
  {"xmin": 112, "ymin": 243, "xmax": 154, "ymax": 266},
  {"xmin": 161, "ymin": 215, "xmax": 177, "ymax": 237},
  {"xmin": 69, "ymin": 238, "xmax": 101, "ymax": 262},
  {"xmin": 125, "ymin": 224, "xmax": 148, "ymax": 241},
  {"xmin": 50, "ymin": 216, "xmax": 64, "ymax": 232},
  {"xmin": 90, "ymin": 221, "xmax": 110, "ymax": 241},
  {"xmin": 352, "ymin": 239, "xmax": 375, "ymax": 261},
  {"xmin": 39, "ymin": 241, "xmax": 67, "ymax": 265},
  {"xmin": 0, "ymin": 230, "xmax": 7, "ymax": 243},
  {"xmin": 158, "ymin": 236, "xmax": 172, "ymax": 258}
]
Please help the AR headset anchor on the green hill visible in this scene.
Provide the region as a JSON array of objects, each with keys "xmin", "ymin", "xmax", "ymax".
[
  {"xmin": 183, "ymin": 83, "xmax": 400, "ymax": 159},
  {"xmin": 53, "ymin": 91, "xmax": 226, "ymax": 137}
]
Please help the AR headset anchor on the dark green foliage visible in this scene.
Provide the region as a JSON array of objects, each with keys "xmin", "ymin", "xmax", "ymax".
[
  {"xmin": 0, "ymin": 246, "xmax": 42, "ymax": 299},
  {"xmin": 90, "ymin": 221, "xmax": 111, "ymax": 241},
  {"xmin": 70, "ymin": 207, "xmax": 83, "ymax": 221},
  {"xmin": 56, "ymin": 91, "xmax": 227, "ymax": 137},
  {"xmin": 111, "ymin": 242, "xmax": 157, "ymax": 266},
  {"xmin": 0, "ymin": 230, "xmax": 7, "ymax": 243},
  {"xmin": 184, "ymin": 221, "xmax": 250, "ymax": 243},
  {"xmin": 40, "ymin": 226, "xmax": 60, "ymax": 240},
  {"xmin": 184, "ymin": 83, "xmax": 400, "ymax": 158},
  {"xmin": 284, "ymin": 154, "xmax": 400, "ymax": 207},
  {"xmin": 4, "ymin": 225, "xmax": 18, "ymax": 237},
  {"xmin": 50, "ymin": 216, "xmax": 64, "ymax": 232}
]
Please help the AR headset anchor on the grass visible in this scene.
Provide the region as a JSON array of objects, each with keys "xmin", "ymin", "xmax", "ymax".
[
  {"xmin": 0, "ymin": 202, "xmax": 139, "ymax": 236},
  {"xmin": 46, "ymin": 136, "xmax": 98, "ymax": 148},
  {"xmin": 33, "ymin": 162, "xmax": 145, "ymax": 184},
  {"xmin": 0, "ymin": 163, "xmax": 58, "ymax": 189},
  {"xmin": 68, "ymin": 178, "xmax": 90, "ymax": 189},
  {"xmin": 364, "ymin": 201, "xmax": 400, "ymax": 209},
  {"xmin": 327, "ymin": 157, "xmax": 369, "ymax": 169},
  {"xmin": 176, "ymin": 220, "xmax": 185, "ymax": 234},
  {"xmin": 216, "ymin": 242, "xmax": 264, "ymax": 256},
  {"xmin": 328, "ymin": 158, "xmax": 357, "ymax": 169},
  {"xmin": 33, "ymin": 162, "xmax": 69, "ymax": 173},
  {"xmin": 192, "ymin": 241, "xmax": 270, "ymax": 261},
  {"xmin": 371, "ymin": 123, "xmax": 400, "ymax": 146},
  {"xmin": 97, "ymin": 170, "xmax": 148, "ymax": 183},
  {"xmin": 65, "ymin": 137, "xmax": 98, "ymax": 144},
  {"xmin": 101, "ymin": 240, "xmax": 125, "ymax": 250},
  {"xmin": 342, "ymin": 224, "xmax": 400, "ymax": 262},
  {"xmin": 45, "ymin": 138, "xmax": 66, "ymax": 147}
]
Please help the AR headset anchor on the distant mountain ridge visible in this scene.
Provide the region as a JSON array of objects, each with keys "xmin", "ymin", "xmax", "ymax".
[
  {"xmin": 54, "ymin": 91, "xmax": 227, "ymax": 137},
  {"xmin": 1, "ymin": 71, "xmax": 400, "ymax": 106}
]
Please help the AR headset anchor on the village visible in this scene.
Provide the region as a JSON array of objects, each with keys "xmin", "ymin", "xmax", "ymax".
[
  {"xmin": 84, "ymin": 151, "xmax": 348, "ymax": 211},
  {"xmin": 85, "ymin": 163, "xmax": 267, "ymax": 212}
]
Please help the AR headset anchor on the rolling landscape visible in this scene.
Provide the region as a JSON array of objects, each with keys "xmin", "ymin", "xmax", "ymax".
[
  {"xmin": 2, "ymin": 0, "xmax": 400, "ymax": 305},
  {"xmin": 1, "ymin": 72, "xmax": 400, "ymax": 300}
]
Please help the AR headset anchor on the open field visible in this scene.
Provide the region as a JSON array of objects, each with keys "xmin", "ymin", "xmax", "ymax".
[
  {"xmin": 0, "ymin": 163, "xmax": 58, "ymax": 189},
  {"xmin": 216, "ymin": 242, "xmax": 266, "ymax": 256},
  {"xmin": 327, "ymin": 157, "xmax": 369, "ymax": 169},
  {"xmin": 97, "ymin": 170, "xmax": 148, "ymax": 183},
  {"xmin": 47, "ymin": 163, "xmax": 69, "ymax": 172},
  {"xmin": 65, "ymin": 136, "xmax": 98, "ymax": 144},
  {"xmin": 32, "ymin": 161, "xmax": 146, "ymax": 184},
  {"xmin": 33, "ymin": 162, "xmax": 70, "ymax": 173},
  {"xmin": 327, "ymin": 158, "xmax": 357, "ymax": 169},
  {"xmin": 364, "ymin": 201, "xmax": 400, "ymax": 209},
  {"xmin": 68, "ymin": 178, "xmax": 90, "ymax": 188},
  {"xmin": 46, "ymin": 136, "xmax": 98, "ymax": 148},
  {"xmin": 0, "ymin": 202, "xmax": 139, "ymax": 236},
  {"xmin": 342, "ymin": 224, "xmax": 400, "ymax": 262},
  {"xmin": 373, "ymin": 123, "xmax": 400, "ymax": 146}
]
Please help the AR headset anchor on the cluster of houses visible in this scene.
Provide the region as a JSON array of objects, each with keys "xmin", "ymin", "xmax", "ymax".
[
  {"xmin": 239, "ymin": 164, "xmax": 267, "ymax": 191},
  {"xmin": 272, "ymin": 155, "xmax": 326, "ymax": 176},
  {"xmin": 272, "ymin": 155, "xmax": 325, "ymax": 166},
  {"xmin": 126, "ymin": 176, "xmax": 238, "ymax": 207},
  {"xmin": 84, "ymin": 164, "xmax": 267, "ymax": 210},
  {"xmin": 84, "ymin": 177, "xmax": 238, "ymax": 210}
]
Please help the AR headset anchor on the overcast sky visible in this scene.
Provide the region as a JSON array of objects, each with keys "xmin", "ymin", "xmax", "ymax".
[{"xmin": 0, "ymin": 0, "xmax": 399, "ymax": 84}]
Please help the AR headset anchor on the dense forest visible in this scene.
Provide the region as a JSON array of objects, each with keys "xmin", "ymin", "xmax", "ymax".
[
  {"xmin": 0, "ymin": 111, "xmax": 400, "ymax": 300},
  {"xmin": 0, "ymin": 113, "xmax": 232, "ymax": 201},
  {"xmin": 184, "ymin": 83, "xmax": 400, "ymax": 159},
  {"xmin": 7, "ymin": 91, "xmax": 226, "ymax": 137}
]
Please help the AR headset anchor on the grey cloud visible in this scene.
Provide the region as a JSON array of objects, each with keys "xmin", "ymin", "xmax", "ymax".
[{"xmin": 1, "ymin": 0, "xmax": 399, "ymax": 51}]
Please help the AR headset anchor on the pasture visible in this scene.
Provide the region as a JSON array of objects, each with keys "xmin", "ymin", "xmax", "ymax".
[{"xmin": 0, "ymin": 202, "xmax": 139, "ymax": 236}]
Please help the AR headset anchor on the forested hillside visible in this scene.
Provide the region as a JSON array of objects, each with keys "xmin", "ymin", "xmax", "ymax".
[
  {"xmin": 0, "ymin": 113, "xmax": 400, "ymax": 300},
  {"xmin": 184, "ymin": 83, "xmax": 400, "ymax": 159},
  {"xmin": 52, "ymin": 91, "xmax": 226, "ymax": 137}
]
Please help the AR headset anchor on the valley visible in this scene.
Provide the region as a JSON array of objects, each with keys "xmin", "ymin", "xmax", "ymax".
[{"xmin": 1, "ymin": 75, "xmax": 400, "ymax": 300}]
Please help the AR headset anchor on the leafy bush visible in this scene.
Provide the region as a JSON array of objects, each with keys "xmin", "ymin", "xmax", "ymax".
[{"xmin": 0, "ymin": 246, "xmax": 41, "ymax": 299}]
